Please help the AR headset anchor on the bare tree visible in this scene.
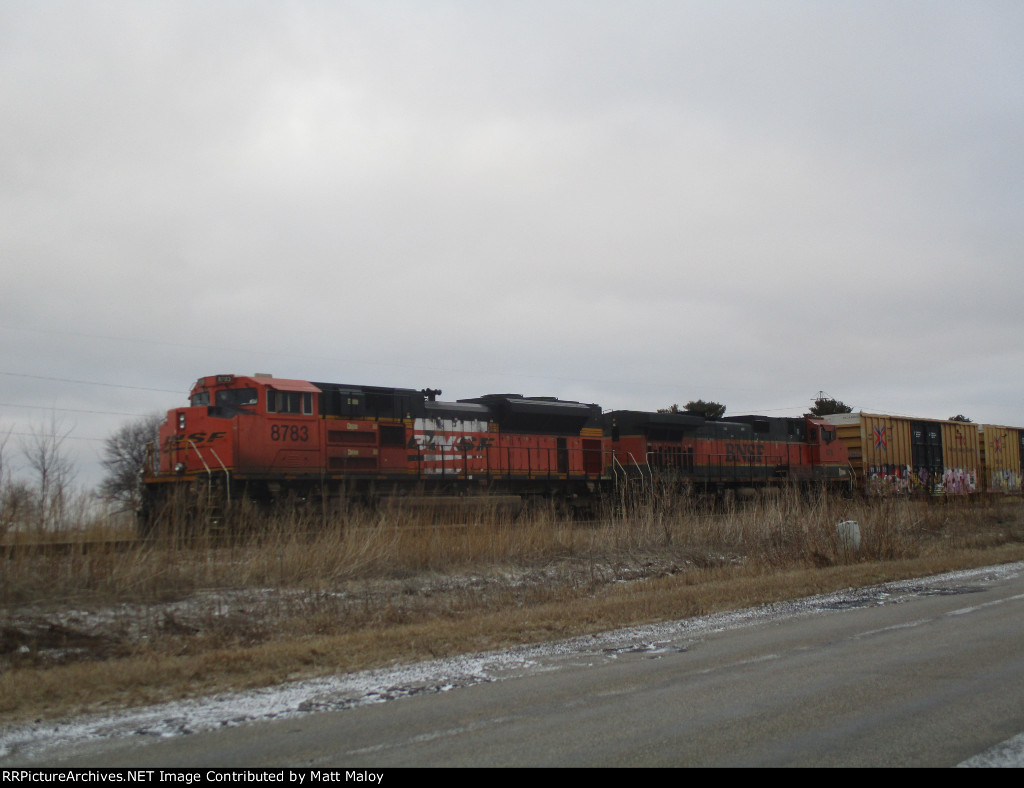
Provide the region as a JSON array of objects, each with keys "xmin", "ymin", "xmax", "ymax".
[
  {"xmin": 0, "ymin": 425, "xmax": 14, "ymax": 536},
  {"xmin": 99, "ymin": 413, "xmax": 162, "ymax": 513},
  {"xmin": 1, "ymin": 479, "xmax": 37, "ymax": 534},
  {"xmin": 20, "ymin": 413, "xmax": 77, "ymax": 531},
  {"xmin": 0, "ymin": 424, "xmax": 10, "ymax": 487}
]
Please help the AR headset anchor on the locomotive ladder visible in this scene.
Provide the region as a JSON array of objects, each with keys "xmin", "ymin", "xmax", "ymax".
[
  {"xmin": 612, "ymin": 452, "xmax": 652, "ymax": 495},
  {"xmin": 187, "ymin": 440, "xmax": 232, "ymax": 526}
]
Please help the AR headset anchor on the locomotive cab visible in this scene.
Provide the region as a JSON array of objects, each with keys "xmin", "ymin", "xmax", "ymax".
[
  {"xmin": 156, "ymin": 375, "xmax": 247, "ymax": 477},
  {"xmin": 154, "ymin": 374, "xmax": 322, "ymax": 479},
  {"xmin": 803, "ymin": 416, "xmax": 851, "ymax": 486}
]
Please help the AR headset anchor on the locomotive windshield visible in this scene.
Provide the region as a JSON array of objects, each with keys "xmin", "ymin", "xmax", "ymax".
[{"xmin": 215, "ymin": 388, "xmax": 258, "ymax": 408}]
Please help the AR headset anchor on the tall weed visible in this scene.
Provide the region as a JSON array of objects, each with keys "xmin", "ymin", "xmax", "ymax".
[{"xmin": 3, "ymin": 491, "xmax": 1022, "ymax": 608}]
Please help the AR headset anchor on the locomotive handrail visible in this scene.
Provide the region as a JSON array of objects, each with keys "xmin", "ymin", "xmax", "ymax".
[
  {"xmin": 626, "ymin": 452, "xmax": 650, "ymax": 492},
  {"xmin": 611, "ymin": 453, "xmax": 627, "ymax": 492},
  {"xmin": 187, "ymin": 439, "xmax": 212, "ymax": 475},
  {"xmin": 187, "ymin": 439, "xmax": 214, "ymax": 511},
  {"xmin": 207, "ymin": 447, "xmax": 231, "ymax": 509},
  {"xmin": 411, "ymin": 438, "xmax": 587, "ymax": 484},
  {"xmin": 611, "ymin": 453, "xmax": 624, "ymax": 477},
  {"xmin": 187, "ymin": 440, "xmax": 232, "ymax": 511}
]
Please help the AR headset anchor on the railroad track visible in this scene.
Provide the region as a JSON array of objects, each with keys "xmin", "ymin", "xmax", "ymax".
[
  {"xmin": 1, "ymin": 513, "xmax": 742, "ymax": 557},
  {"xmin": 0, "ymin": 538, "xmax": 138, "ymax": 559}
]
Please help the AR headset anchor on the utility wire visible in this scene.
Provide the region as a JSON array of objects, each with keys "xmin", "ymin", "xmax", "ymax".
[
  {"xmin": 0, "ymin": 371, "xmax": 180, "ymax": 394},
  {"xmin": 2, "ymin": 430, "xmax": 105, "ymax": 444},
  {"xmin": 0, "ymin": 324, "xmax": 813, "ymax": 398},
  {"xmin": 0, "ymin": 402, "xmax": 152, "ymax": 417}
]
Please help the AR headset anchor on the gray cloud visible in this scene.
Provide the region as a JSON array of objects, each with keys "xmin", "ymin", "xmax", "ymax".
[{"xmin": 2, "ymin": 0, "xmax": 1023, "ymax": 487}]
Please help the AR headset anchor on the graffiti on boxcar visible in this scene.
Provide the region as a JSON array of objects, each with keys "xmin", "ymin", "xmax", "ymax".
[
  {"xmin": 941, "ymin": 468, "xmax": 977, "ymax": 494},
  {"xmin": 989, "ymin": 469, "xmax": 1022, "ymax": 492},
  {"xmin": 867, "ymin": 464, "xmax": 913, "ymax": 495},
  {"xmin": 867, "ymin": 464, "xmax": 978, "ymax": 494}
]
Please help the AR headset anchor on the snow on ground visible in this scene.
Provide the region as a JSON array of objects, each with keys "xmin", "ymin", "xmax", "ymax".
[
  {"xmin": 958, "ymin": 732, "xmax": 1024, "ymax": 768},
  {"xmin": 1, "ymin": 553, "xmax": 709, "ymax": 668},
  {"xmin": 2, "ymin": 562, "xmax": 1022, "ymax": 764}
]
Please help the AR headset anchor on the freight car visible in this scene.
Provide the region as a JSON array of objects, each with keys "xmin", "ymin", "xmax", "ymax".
[
  {"xmin": 140, "ymin": 373, "xmax": 857, "ymax": 529},
  {"xmin": 979, "ymin": 424, "xmax": 1024, "ymax": 494},
  {"xmin": 823, "ymin": 412, "xmax": 982, "ymax": 495}
]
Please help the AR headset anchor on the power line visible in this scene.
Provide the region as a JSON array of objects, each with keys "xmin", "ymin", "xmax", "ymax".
[
  {"xmin": 0, "ymin": 371, "xmax": 180, "ymax": 394},
  {"xmin": 0, "ymin": 323, "xmax": 810, "ymax": 395},
  {"xmin": 0, "ymin": 402, "xmax": 152, "ymax": 417},
  {"xmin": 3, "ymin": 430, "xmax": 106, "ymax": 444}
]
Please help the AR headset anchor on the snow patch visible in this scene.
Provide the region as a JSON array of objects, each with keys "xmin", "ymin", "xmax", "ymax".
[{"xmin": 2, "ymin": 561, "xmax": 1021, "ymax": 763}]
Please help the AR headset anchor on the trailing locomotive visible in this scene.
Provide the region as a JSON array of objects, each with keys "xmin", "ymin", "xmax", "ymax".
[
  {"xmin": 140, "ymin": 373, "xmax": 854, "ymax": 526},
  {"xmin": 607, "ymin": 410, "xmax": 851, "ymax": 496}
]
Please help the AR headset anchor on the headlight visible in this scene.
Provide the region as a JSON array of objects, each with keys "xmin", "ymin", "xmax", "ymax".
[{"xmin": 174, "ymin": 462, "xmax": 186, "ymax": 474}]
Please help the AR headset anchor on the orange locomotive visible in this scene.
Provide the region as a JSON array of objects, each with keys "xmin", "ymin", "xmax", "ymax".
[
  {"xmin": 142, "ymin": 374, "xmax": 607, "ymax": 523},
  {"xmin": 141, "ymin": 373, "xmax": 853, "ymax": 526},
  {"xmin": 605, "ymin": 410, "xmax": 852, "ymax": 495}
]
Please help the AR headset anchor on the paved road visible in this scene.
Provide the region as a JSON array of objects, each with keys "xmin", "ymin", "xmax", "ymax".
[{"xmin": 7, "ymin": 563, "xmax": 1024, "ymax": 767}]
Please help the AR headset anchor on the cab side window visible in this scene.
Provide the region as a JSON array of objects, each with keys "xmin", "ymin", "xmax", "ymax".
[{"xmin": 267, "ymin": 390, "xmax": 313, "ymax": 415}]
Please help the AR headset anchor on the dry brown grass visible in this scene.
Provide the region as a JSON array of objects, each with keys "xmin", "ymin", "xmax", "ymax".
[{"xmin": 3, "ymin": 490, "xmax": 1024, "ymax": 724}]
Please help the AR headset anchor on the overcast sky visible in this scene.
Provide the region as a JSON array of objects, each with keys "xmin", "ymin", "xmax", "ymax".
[{"xmin": 2, "ymin": 0, "xmax": 1023, "ymax": 489}]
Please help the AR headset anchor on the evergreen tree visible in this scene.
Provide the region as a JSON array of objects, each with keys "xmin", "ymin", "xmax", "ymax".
[
  {"xmin": 809, "ymin": 392, "xmax": 853, "ymax": 416},
  {"xmin": 683, "ymin": 400, "xmax": 726, "ymax": 420}
]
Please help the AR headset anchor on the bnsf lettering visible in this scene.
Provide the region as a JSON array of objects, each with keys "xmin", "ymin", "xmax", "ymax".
[
  {"xmin": 725, "ymin": 442, "xmax": 765, "ymax": 463},
  {"xmin": 164, "ymin": 431, "xmax": 226, "ymax": 448}
]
